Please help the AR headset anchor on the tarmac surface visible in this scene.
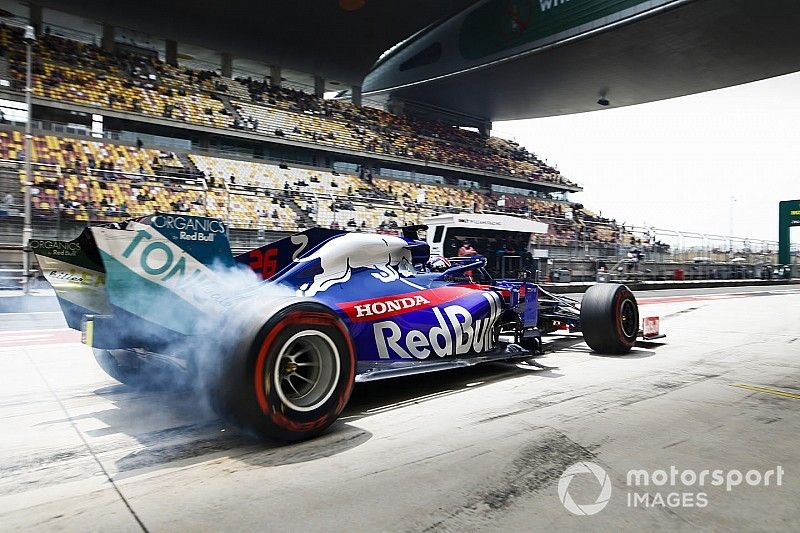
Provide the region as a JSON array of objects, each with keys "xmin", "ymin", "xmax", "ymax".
[{"xmin": 1, "ymin": 285, "xmax": 799, "ymax": 531}]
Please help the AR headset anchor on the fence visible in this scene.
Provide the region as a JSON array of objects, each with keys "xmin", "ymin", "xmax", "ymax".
[{"xmin": 1, "ymin": 159, "xmax": 798, "ymax": 271}]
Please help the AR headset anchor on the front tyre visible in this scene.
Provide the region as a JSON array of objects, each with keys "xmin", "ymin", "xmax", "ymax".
[
  {"xmin": 580, "ymin": 283, "xmax": 639, "ymax": 354},
  {"xmin": 219, "ymin": 303, "xmax": 356, "ymax": 441}
]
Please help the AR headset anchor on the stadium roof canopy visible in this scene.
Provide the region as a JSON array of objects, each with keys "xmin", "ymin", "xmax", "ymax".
[
  {"xmin": 29, "ymin": 0, "xmax": 800, "ymax": 123},
  {"xmin": 364, "ymin": 0, "xmax": 800, "ymax": 121},
  {"xmin": 31, "ymin": 0, "xmax": 475, "ymax": 86}
]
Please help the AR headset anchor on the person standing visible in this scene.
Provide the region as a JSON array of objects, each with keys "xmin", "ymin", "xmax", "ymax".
[{"xmin": 458, "ymin": 240, "xmax": 477, "ymax": 257}]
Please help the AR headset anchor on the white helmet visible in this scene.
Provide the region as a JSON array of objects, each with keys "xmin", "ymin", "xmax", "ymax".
[{"xmin": 426, "ymin": 256, "xmax": 452, "ymax": 273}]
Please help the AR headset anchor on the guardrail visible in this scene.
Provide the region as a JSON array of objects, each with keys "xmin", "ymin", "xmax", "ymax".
[{"xmin": 1, "ymin": 157, "xmax": 797, "ymax": 268}]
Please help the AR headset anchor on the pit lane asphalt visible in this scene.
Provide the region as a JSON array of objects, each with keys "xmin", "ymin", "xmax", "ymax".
[{"xmin": 1, "ymin": 285, "xmax": 799, "ymax": 531}]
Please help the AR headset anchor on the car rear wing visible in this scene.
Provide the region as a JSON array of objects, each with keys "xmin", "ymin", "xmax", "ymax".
[
  {"xmin": 31, "ymin": 228, "xmax": 111, "ymax": 330},
  {"xmin": 33, "ymin": 214, "xmax": 240, "ymax": 337}
]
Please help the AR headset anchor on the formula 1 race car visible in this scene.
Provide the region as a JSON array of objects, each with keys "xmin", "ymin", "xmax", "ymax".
[{"xmin": 33, "ymin": 215, "xmax": 661, "ymax": 441}]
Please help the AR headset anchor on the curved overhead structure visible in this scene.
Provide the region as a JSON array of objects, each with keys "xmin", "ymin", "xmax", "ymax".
[
  {"xmin": 31, "ymin": 0, "xmax": 476, "ymax": 85},
  {"xmin": 364, "ymin": 0, "xmax": 800, "ymax": 121}
]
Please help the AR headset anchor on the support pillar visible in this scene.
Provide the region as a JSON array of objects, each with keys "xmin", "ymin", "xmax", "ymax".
[
  {"xmin": 314, "ymin": 75, "xmax": 325, "ymax": 98},
  {"xmin": 478, "ymin": 121, "xmax": 492, "ymax": 138},
  {"xmin": 351, "ymin": 84, "xmax": 362, "ymax": 107},
  {"xmin": 101, "ymin": 23, "xmax": 115, "ymax": 53},
  {"xmin": 220, "ymin": 52, "xmax": 233, "ymax": 78},
  {"xmin": 29, "ymin": 4, "xmax": 43, "ymax": 36},
  {"xmin": 165, "ymin": 39, "xmax": 178, "ymax": 67},
  {"xmin": 269, "ymin": 65, "xmax": 282, "ymax": 88}
]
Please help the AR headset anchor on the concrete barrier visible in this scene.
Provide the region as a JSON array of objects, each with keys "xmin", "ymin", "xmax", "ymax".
[{"xmin": 542, "ymin": 278, "xmax": 800, "ymax": 294}]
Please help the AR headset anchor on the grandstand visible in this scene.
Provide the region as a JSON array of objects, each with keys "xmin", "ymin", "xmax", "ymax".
[
  {"xmin": 0, "ymin": 23, "xmax": 577, "ymax": 185},
  {"xmin": 0, "ymin": 130, "xmax": 627, "ymax": 248},
  {"xmin": 0, "ymin": 13, "xmax": 633, "ymax": 260}
]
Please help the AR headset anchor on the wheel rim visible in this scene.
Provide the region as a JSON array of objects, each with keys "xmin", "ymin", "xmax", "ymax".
[
  {"xmin": 272, "ymin": 330, "xmax": 340, "ymax": 412},
  {"xmin": 619, "ymin": 299, "xmax": 637, "ymax": 338}
]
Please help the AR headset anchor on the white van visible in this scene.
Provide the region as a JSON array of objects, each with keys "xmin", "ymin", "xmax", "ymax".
[{"xmin": 424, "ymin": 213, "xmax": 548, "ymax": 276}]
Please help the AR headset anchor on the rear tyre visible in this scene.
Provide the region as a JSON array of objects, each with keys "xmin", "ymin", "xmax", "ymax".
[
  {"xmin": 217, "ymin": 303, "xmax": 356, "ymax": 441},
  {"xmin": 580, "ymin": 283, "xmax": 639, "ymax": 354}
]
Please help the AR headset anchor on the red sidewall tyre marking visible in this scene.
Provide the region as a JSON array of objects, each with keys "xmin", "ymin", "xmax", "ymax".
[{"xmin": 613, "ymin": 290, "xmax": 636, "ymax": 349}]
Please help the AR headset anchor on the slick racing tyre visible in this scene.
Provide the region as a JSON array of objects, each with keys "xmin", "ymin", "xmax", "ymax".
[
  {"xmin": 93, "ymin": 348, "xmax": 181, "ymax": 390},
  {"xmin": 218, "ymin": 303, "xmax": 356, "ymax": 442},
  {"xmin": 579, "ymin": 283, "xmax": 639, "ymax": 354}
]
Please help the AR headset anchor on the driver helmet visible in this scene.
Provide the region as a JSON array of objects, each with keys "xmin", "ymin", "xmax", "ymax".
[{"xmin": 426, "ymin": 256, "xmax": 452, "ymax": 273}]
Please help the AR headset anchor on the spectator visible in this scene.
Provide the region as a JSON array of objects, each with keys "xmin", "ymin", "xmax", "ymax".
[{"xmin": 459, "ymin": 240, "xmax": 478, "ymax": 257}]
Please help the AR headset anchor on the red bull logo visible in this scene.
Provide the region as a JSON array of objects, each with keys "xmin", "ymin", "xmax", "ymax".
[
  {"xmin": 372, "ymin": 291, "xmax": 502, "ymax": 359},
  {"xmin": 295, "ymin": 233, "xmax": 414, "ymax": 297}
]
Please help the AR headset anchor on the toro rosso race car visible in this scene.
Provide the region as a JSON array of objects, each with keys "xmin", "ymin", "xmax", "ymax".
[{"xmin": 32, "ymin": 215, "xmax": 661, "ymax": 441}]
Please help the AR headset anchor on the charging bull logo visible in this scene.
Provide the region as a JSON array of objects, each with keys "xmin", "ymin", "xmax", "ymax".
[
  {"xmin": 296, "ymin": 233, "xmax": 414, "ymax": 297},
  {"xmin": 373, "ymin": 291, "xmax": 502, "ymax": 359}
]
